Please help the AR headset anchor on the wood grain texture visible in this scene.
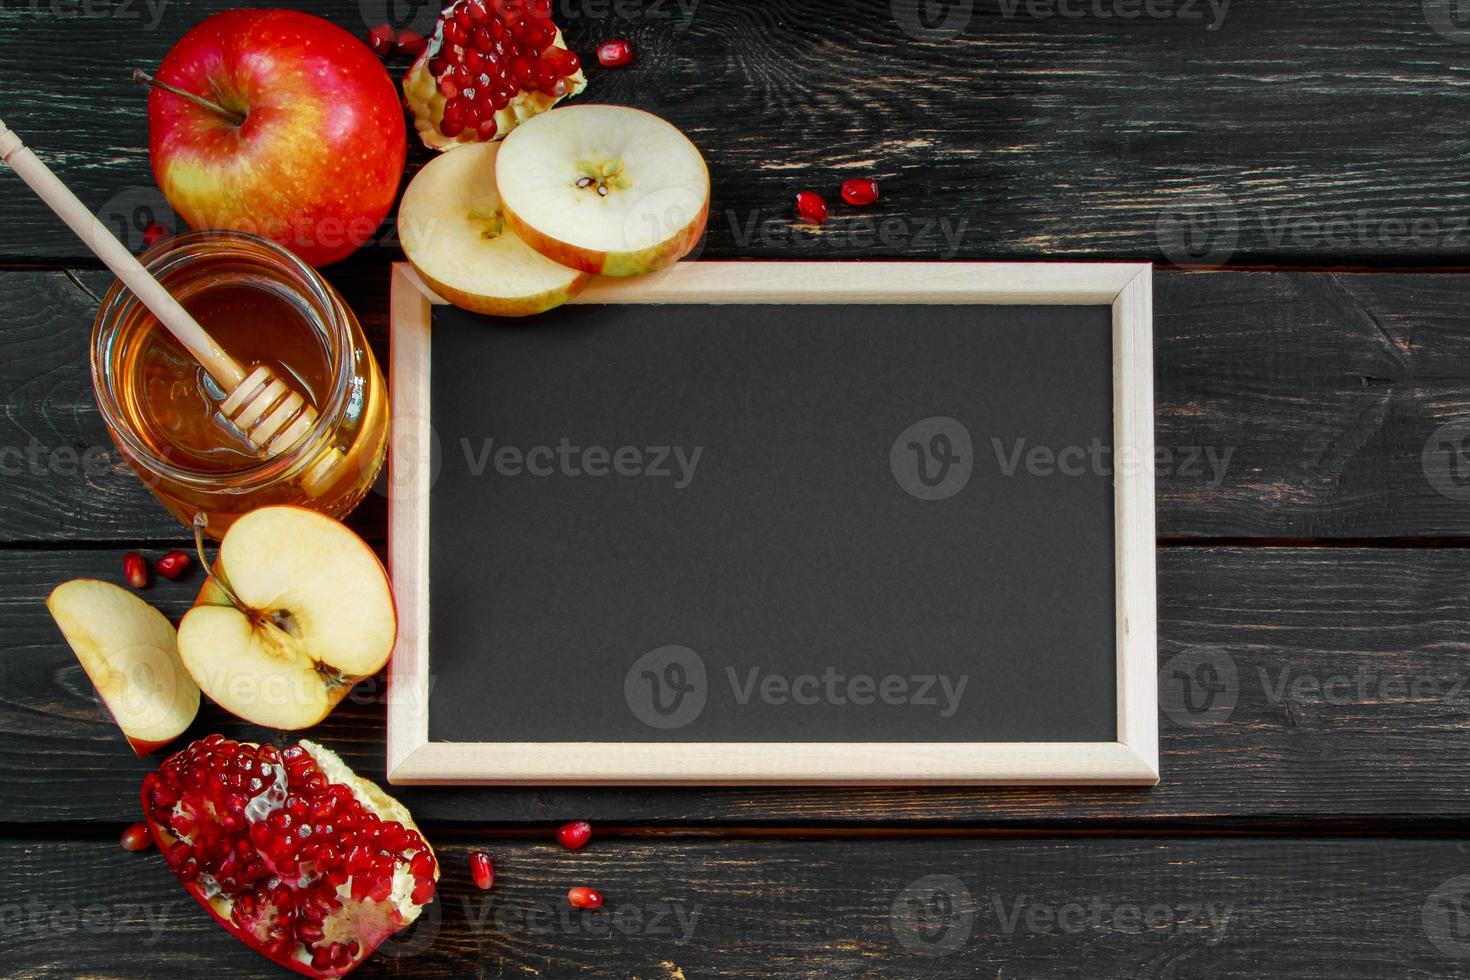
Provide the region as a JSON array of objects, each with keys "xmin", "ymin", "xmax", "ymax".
[
  {"xmin": 0, "ymin": 835, "xmax": 1467, "ymax": 978},
  {"xmin": 6, "ymin": 545, "xmax": 1470, "ymax": 825},
  {"xmin": 6, "ymin": 267, "xmax": 1470, "ymax": 542},
  {"xmin": 6, "ymin": 2, "xmax": 1470, "ymax": 266}
]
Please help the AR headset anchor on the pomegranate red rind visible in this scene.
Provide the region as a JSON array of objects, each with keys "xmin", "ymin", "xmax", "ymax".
[{"xmin": 142, "ymin": 736, "xmax": 438, "ymax": 978}]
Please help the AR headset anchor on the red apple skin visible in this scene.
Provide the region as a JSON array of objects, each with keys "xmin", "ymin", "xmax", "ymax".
[{"xmin": 148, "ymin": 9, "xmax": 407, "ymax": 267}]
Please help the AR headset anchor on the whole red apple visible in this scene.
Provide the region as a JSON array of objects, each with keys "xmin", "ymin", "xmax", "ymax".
[{"xmin": 146, "ymin": 9, "xmax": 406, "ymax": 267}]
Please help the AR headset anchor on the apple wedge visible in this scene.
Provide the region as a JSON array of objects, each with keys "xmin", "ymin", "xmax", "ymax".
[
  {"xmin": 177, "ymin": 506, "xmax": 396, "ymax": 730},
  {"xmin": 47, "ymin": 579, "xmax": 199, "ymax": 756},
  {"xmin": 400, "ymin": 141, "xmax": 591, "ymax": 316},
  {"xmin": 496, "ymin": 104, "xmax": 710, "ymax": 277}
]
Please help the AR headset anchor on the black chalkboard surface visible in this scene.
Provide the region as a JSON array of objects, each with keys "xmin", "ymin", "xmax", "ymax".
[{"xmin": 387, "ymin": 262, "xmax": 1158, "ymax": 785}]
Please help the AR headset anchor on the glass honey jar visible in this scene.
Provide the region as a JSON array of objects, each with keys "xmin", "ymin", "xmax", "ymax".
[{"xmin": 91, "ymin": 231, "xmax": 387, "ymax": 536}]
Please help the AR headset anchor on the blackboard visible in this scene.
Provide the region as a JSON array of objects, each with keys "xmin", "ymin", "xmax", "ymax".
[{"xmin": 387, "ymin": 262, "xmax": 1158, "ymax": 785}]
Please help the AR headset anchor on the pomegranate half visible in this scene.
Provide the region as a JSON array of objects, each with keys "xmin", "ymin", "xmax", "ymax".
[{"xmin": 141, "ymin": 735, "xmax": 438, "ymax": 978}]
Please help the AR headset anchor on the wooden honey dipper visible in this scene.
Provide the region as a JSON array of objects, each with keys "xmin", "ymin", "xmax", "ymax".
[{"xmin": 0, "ymin": 116, "xmax": 321, "ymax": 458}]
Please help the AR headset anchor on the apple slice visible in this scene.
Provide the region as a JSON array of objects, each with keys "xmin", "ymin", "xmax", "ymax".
[
  {"xmin": 47, "ymin": 579, "xmax": 199, "ymax": 756},
  {"xmin": 399, "ymin": 141, "xmax": 590, "ymax": 316},
  {"xmin": 177, "ymin": 506, "xmax": 396, "ymax": 730},
  {"xmin": 496, "ymin": 104, "xmax": 710, "ymax": 277}
]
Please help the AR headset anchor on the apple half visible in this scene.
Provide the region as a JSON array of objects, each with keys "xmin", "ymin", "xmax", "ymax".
[
  {"xmin": 47, "ymin": 579, "xmax": 199, "ymax": 755},
  {"xmin": 400, "ymin": 141, "xmax": 591, "ymax": 316},
  {"xmin": 496, "ymin": 104, "xmax": 710, "ymax": 277},
  {"xmin": 178, "ymin": 506, "xmax": 396, "ymax": 730}
]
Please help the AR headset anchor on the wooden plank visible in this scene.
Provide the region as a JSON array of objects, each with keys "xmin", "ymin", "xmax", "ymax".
[
  {"xmin": 5, "ymin": 2, "xmax": 1470, "ymax": 265},
  {"xmin": 5, "ymin": 545, "xmax": 1470, "ymax": 825},
  {"xmin": 5, "ymin": 267, "xmax": 1470, "ymax": 542},
  {"xmin": 0, "ymin": 834, "xmax": 1465, "ymax": 978}
]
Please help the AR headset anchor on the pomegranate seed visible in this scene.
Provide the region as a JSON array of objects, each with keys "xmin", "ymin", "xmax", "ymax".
[
  {"xmin": 120, "ymin": 821, "xmax": 153, "ymax": 852},
  {"xmin": 556, "ymin": 821, "xmax": 592, "ymax": 850},
  {"xmin": 568, "ymin": 886, "xmax": 603, "ymax": 909},
  {"xmin": 476, "ymin": 117, "xmax": 499, "ymax": 140},
  {"xmin": 154, "ymin": 550, "xmax": 190, "ymax": 580},
  {"xmin": 841, "ymin": 178, "xmax": 880, "ymax": 207},
  {"xmin": 470, "ymin": 850, "xmax": 494, "ymax": 890},
  {"xmin": 122, "ymin": 551, "xmax": 148, "ymax": 589},
  {"xmin": 596, "ymin": 38, "xmax": 635, "ymax": 68},
  {"xmin": 397, "ymin": 28, "xmax": 427, "ymax": 57},
  {"xmin": 367, "ymin": 23, "xmax": 395, "ymax": 57},
  {"xmin": 141, "ymin": 221, "xmax": 169, "ymax": 248},
  {"xmin": 795, "ymin": 190, "xmax": 829, "ymax": 225}
]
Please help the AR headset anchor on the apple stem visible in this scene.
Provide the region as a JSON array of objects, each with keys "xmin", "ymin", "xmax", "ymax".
[
  {"xmin": 132, "ymin": 70, "xmax": 247, "ymax": 127},
  {"xmin": 192, "ymin": 513, "xmax": 248, "ymax": 613}
]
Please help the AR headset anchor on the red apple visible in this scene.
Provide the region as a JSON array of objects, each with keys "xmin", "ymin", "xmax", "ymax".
[{"xmin": 145, "ymin": 9, "xmax": 406, "ymax": 267}]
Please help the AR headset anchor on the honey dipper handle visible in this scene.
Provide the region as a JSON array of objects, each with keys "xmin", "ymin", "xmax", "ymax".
[{"xmin": 0, "ymin": 116, "xmax": 246, "ymax": 390}]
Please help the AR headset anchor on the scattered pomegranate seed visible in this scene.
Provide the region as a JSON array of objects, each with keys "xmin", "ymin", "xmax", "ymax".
[
  {"xmin": 568, "ymin": 886, "xmax": 603, "ymax": 909},
  {"xmin": 141, "ymin": 222, "xmax": 169, "ymax": 248},
  {"xmin": 841, "ymin": 178, "xmax": 880, "ymax": 207},
  {"xmin": 795, "ymin": 190, "xmax": 829, "ymax": 225},
  {"xmin": 470, "ymin": 850, "xmax": 494, "ymax": 890},
  {"xmin": 367, "ymin": 23, "xmax": 395, "ymax": 57},
  {"xmin": 120, "ymin": 821, "xmax": 153, "ymax": 852},
  {"xmin": 154, "ymin": 550, "xmax": 190, "ymax": 580},
  {"xmin": 556, "ymin": 820, "xmax": 592, "ymax": 850},
  {"xmin": 123, "ymin": 551, "xmax": 149, "ymax": 589},
  {"xmin": 596, "ymin": 39, "xmax": 635, "ymax": 68},
  {"xmin": 397, "ymin": 28, "xmax": 427, "ymax": 58}
]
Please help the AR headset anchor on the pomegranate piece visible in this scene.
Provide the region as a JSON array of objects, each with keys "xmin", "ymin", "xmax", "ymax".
[
  {"xmin": 121, "ymin": 821, "xmax": 153, "ymax": 852},
  {"xmin": 154, "ymin": 550, "xmax": 190, "ymax": 580},
  {"xmin": 840, "ymin": 178, "xmax": 880, "ymax": 207},
  {"xmin": 402, "ymin": 0, "xmax": 587, "ymax": 151},
  {"xmin": 397, "ymin": 29, "xmax": 428, "ymax": 58},
  {"xmin": 367, "ymin": 23, "xmax": 395, "ymax": 57},
  {"xmin": 795, "ymin": 190, "xmax": 829, "ymax": 225},
  {"xmin": 141, "ymin": 221, "xmax": 170, "ymax": 248},
  {"xmin": 122, "ymin": 551, "xmax": 149, "ymax": 589},
  {"xmin": 469, "ymin": 850, "xmax": 494, "ymax": 890},
  {"xmin": 142, "ymin": 736, "xmax": 439, "ymax": 979},
  {"xmin": 596, "ymin": 39, "xmax": 635, "ymax": 68},
  {"xmin": 568, "ymin": 886, "xmax": 603, "ymax": 909},
  {"xmin": 556, "ymin": 820, "xmax": 591, "ymax": 850}
]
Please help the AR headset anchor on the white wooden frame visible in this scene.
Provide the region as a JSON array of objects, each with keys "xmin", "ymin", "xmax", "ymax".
[{"xmin": 386, "ymin": 261, "xmax": 1157, "ymax": 786}]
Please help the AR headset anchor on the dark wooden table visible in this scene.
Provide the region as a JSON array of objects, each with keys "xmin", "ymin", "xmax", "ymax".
[{"xmin": 5, "ymin": 1, "xmax": 1470, "ymax": 976}]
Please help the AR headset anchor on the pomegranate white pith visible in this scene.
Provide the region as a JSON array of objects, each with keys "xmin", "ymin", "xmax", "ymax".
[
  {"xmin": 403, "ymin": 0, "xmax": 587, "ymax": 150},
  {"xmin": 143, "ymin": 736, "xmax": 438, "ymax": 979}
]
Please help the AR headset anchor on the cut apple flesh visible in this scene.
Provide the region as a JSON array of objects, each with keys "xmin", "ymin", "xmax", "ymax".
[
  {"xmin": 47, "ymin": 579, "xmax": 199, "ymax": 755},
  {"xmin": 400, "ymin": 141, "xmax": 591, "ymax": 316},
  {"xmin": 496, "ymin": 104, "xmax": 710, "ymax": 277},
  {"xmin": 177, "ymin": 507, "xmax": 396, "ymax": 730}
]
